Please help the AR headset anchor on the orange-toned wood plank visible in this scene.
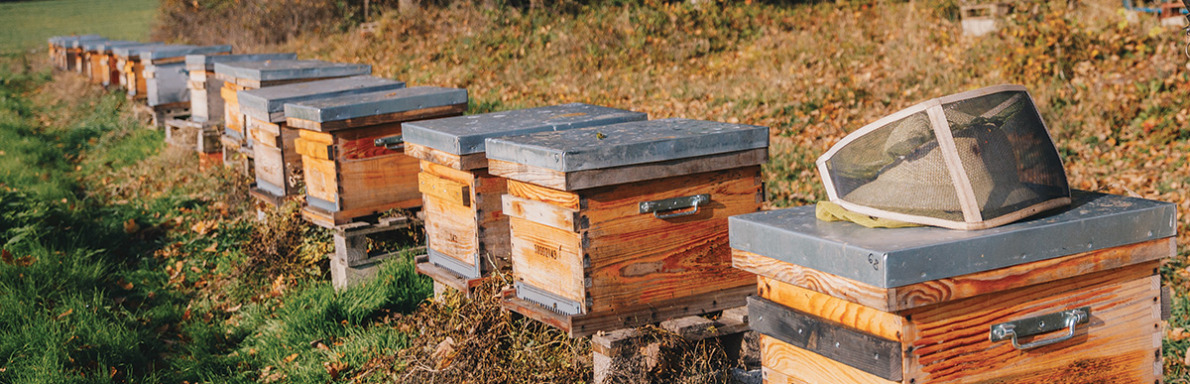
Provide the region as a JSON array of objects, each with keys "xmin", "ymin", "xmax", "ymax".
[
  {"xmin": 337, "ymin": 153, "xmax": 421, "ymax": 212},
  {"xmin": 423, "ymin": 193, "xmax": 479, "ymax": 265},
  {"xmin": 419, "ymin": 172, "xmax": 470, "ymax": 207},
  {"xmin": 759, "ymin": 276, "xmax": 903, "ymax": 342},
  {"xmin": 302, "ymin": 157, "xmax": 338, "ymax": 203},
  {"xmin": 404, "ymin": 143, "xmax": 488, "ymax": 171},
  {"xmin": 502, "ymin": 194, "xmax": 579, "ymax": 232},
  {"xmin": 294, "ymin": 137, "xmax": 333, "ymax": 160},
  {"xmin": 902, "ymin": 263, "xmax": 1161, "ymax": 383},
  {"xmin": 506, "ymin": 179, "xmax": 581, "ymax": 211},
  {"xmin": 761, "ymin": 336, "xmax": 899, "ymax": 384},
  {"xmin": 509, "ymin": 216, "xmax": 585, "ymax": 306}
]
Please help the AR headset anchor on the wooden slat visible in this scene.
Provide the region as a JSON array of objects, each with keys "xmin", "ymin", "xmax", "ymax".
[
  {"xmin": 419, "ymin": 172, "xmax": 470, "ymax": 207},
  {"xmin": 749, "ymin": 296, "xmax": 903, "ymax": 381},
  {"xmin": 294, "ymin": 137, "xmax": 334, "ymax": 160},
  {"xmin": 903, "ymin": 262, "xmax": 1161, "ymax": 383},
  {"xmin": 488, "ymin": 148, "xmax": 768, "ymax": 191},
  {"xmin": 759, "ymin": 276, "xmax": 903, "ymax": 342},
  {"xmin": 760, "ymin": 336, "xmax": 899, "ymax": 384},
  {"xmin": 254, "ymin": 145, "xmax": 286, "ymax": 191},
  {"xmin": 502, "ymin": 194, "xmax": 580, "ymax": 232},
  {"xmin": 286, "ymin": 103, "xmax": 466, "ymax": 132},
  {"xmin": 506, "ymin": 179, "xmax": 581, "ymax": 210},
  {"xmin": 303, "ymin": 157, "xmax": 338, "ymax": 204},
  {"xmin": 337, "ymin": 153, "xmax": 421, "ymax": 212},
  {"xmin": 404, "ymin": 142, "xmax": 489, "ymax": 171},
  {"xmin": 733, "ymin": 237, "xmax": 1173, "ymax": 313},
  {"xmin": 509, "ymin": 216, "xmax": 586, "ymax": 306}
]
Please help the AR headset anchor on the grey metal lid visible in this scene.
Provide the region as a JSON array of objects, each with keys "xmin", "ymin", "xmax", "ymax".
[
  {"xmin": 51, "ymin": 35, "xmax": 104, "ymax": 47},
  {"xmin": 728, "ymin": 190, "xmax": 1177, "ymax": 288},
  {"xmin": 283, "ymin": 86, "xmax": 467, "ymax": 123},
  {"xmin": 98, "ymin": 41, "xmax": 161, "ymax": 54},
  {"xmin": 238, "ymin": 75, "xmax": 406, "ymax": 122},
  {"xmin": 71, "ymin": 38, "xmax": 107, "ymax": 48},
  {"xmin": 185, "ymin": 53, "xmax": 297, "ymax": 71},
  {"xmin": 212, "ymin": 59, "xmax": 371, "ymax": 82},
  {"xmin": 82, "ymin": 40, "xmax": 137, "ymax": 51},
  {"xmin": 113, "ymin": 44, "xmax": 188, "ymax": 58},
  {"xmin": 485, "ymin": 117, "xmax": 769, "ymax": 172},
  {"xmin": 403, "ymin": 103, "xmax": 647, "ymax": 156},
  {"xmin": 144, "ymin": 45, "xmax": 232, "ymax": 61}
]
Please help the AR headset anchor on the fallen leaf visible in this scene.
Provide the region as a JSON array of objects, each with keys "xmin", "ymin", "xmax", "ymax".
[
  {"xmin": 433, "ymin": 337, "xmax": 456, "ymax": 370},
  {"xmin": 118, "ymin": 279, "xmax": 134, "ymax": 290},
  {"xmin": 323, "ymin": 361, "xmax": 349, "ymax": 380},
  {"xmin": 109, "ymin": 366, "xmax": 117, "ymax": 378},
  {"xmin": 14, "ymin": 256, "xmax": 35, "ymax": 267},
  {"xmin": 1, "ymin": 250, "xmax": 10, "ymax": 264},
  {"xmin": 56, "ymin": 308, "xmax": 73, "ymax": 320},
  {"xmin": 283, "ymin": 353, "xmax": 299, "ymax": 363},
  {"xmin": 225, "ymin": 303, "xmax": 242, "ymax": 313},
  {"xmin": 123, "ymin": 219, "xmax": 139, "ymax": 234}
]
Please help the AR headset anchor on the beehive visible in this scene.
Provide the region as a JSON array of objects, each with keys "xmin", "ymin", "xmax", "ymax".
[
  {"xmin": 184, "ymin": 53, "xmax": 297, "ymax": 124},
  {"xmin": 401, "ymin": 104, "xmax": 646, "ymax": 290},
  {"xmin": 237, "ymin": 75, "xmax": 405, "ymax": 204},
  {"xmin": 69, "ymin": 38, "xmax": 106, "ymax": 74},
  {"xmin": 81, "ymin": 40, "xmax": 136, "ymax": 85},
  {"xmin": 284, "ymin": 86, "xmax": 469, "ymax": 228},
  {"xmin": 728, "ymin": 191, "xmax": 1176, "ymax": 383},
  {"xmin": 212, "ymin": 60, "xmax": 372, "ymax": 176},
  {"xmin": 95, "ymin": 41, "xmax": 159, "ymax": 87},
  {"xmin": 142, "ymin": 45, "xmax": 232, "ymax": 109},
  {"xmin": 53, "ymin": 35, "xmax": 104, "ymax": 71},
  {"xmin": 487, "ymin": 118, "xmax": 769, "ymax": 336},
  {"xmin": 113, "ymin": 44, "xmax": 182, "ymax": 99}
]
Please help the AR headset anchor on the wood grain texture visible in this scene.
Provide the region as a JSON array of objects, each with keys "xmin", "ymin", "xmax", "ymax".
[
  {"xmin": 423, "ymin": 193, "xmax": 480, "ymax": 266},
  {"xmin": 733, "ymin": 237, "xmax": 1173, "ymax": 313},
  {"xmin": 581, "ymin": 167, "xmax": 761, "ymax": 313},
  {"xmin": 509, "ymin": 216, "xmax": 586, "ymax": 305},
  {"xmin": 286, "ymin": 103, "xmax": 465, "ymax": 132},
  {"xmin": 419, "ymin": 172, "xmax": 470, "ymax": 207},
  {"xmin": 294, "ymin": 137, "xmax": 333, "ymax": 160},
  {"xmin": 502, "ymin": 194, "xmax": 579, "ymax": 232},
  {"xmin": 749, "ymin": 296, "xmax": 903, "ymax": 380},
  {"xmin": 759, "ymin": 276, "xmax": 902, "ymax": 341},
  {"xmin": 507, "ymin": 179, "xmax": 581, "ymax": 210},
  {"xmin": 761, "ymin": 336, "xmax": 899, "ymax": 384},
  {"xmin": 488, "ymin": 148, "xmax": 767, "ymax": 191},
  {"xmin": 403, "ymin": 143, "xmax": 488, "ymax": 171}
]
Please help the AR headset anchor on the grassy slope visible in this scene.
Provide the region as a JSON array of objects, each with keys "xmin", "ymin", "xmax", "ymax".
[{"xmin": 0, "ymin": 0, "xmax": 159, "ymax": 54}]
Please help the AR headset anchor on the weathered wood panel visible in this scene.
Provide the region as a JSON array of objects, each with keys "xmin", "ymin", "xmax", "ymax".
[
  {"xmin": 509, "ymin": 216, "xmax": 586, "ymax": 306},
  {"xmin": 404, "ymin": 142, "xmax": 488, "ymax": 171},
  {"xmin": 506, "ymin": 179, "xmax": 581, "ymax": 210},
  {"xmin": 502, "ymin": 194, "xmax": 580, "ymax": 232},
  {"xmin": 488, "ymin": 148, "xmax": 767, "ymax": 191},
  {"xmin": 419, "ymin": 172, "xmax": 470, "ymax": 207},
  {"xmin": 761, "ymin": 336, "xmax": 899, "ymax": 384},
  {"xmin": 758, "ymin": 276, "xmax": 903, "ymax": 342},
  {"xmin": 733, "ymin": 237, "xmax": 1173, "ymax": 313},
  {"xmin": 423, "ymin": 193, "xmax": 479, "ymax": 266},
  {"xmin": 749, "ymin": 296, "xmax": 903, "ymax": 380},
  {"xmin": 902, "ymin": 262, "xmax": 1161, "ymax": 383}
]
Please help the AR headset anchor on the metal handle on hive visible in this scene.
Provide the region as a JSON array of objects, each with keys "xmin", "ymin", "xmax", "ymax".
[
  {"xmin": 639, "ymin": 194, "xmax": 711, "ymax": 219},
  {"xmin": 374, "ymin": 135, "xmax": 404, "ymax": 150},
  {"xmin": 989, "ymin": 306, "xmax": 1090, "ymax": 350}
]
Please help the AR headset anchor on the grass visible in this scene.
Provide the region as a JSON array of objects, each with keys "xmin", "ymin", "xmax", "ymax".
[{"xmin": 0, "ymin": 0, "xmax": 159, "ymax": 54}]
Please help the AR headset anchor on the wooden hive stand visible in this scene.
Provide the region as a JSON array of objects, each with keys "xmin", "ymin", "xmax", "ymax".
[
  {"xmin": 328, "ymin": 215, "xmax": 426, "ymax": 290},
  {"xmin": 283, "ymin": 85, "xmax": 468, "ymax": 229},
  {"xmin": 236, "ymin": 75, "xmax": 405, "ymax": 206},
  {"xmin": 728, "ymin": 191, "xmax": 1177, "ymax": 383},
  {"xmin": 401, "ymin": 103, "xmax": 647, "ymax": 298},
  {"xmin": 486, "ymin": 118, "xmax": 770, "ymax": 337},
  {"xmin": 212, "ymin": 59, "xmax": 373, "ymax": 179}
]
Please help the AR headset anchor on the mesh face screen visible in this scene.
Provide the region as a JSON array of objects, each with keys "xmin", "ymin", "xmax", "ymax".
[{"xmin": 818, "ymin": 85, "xmax": 1070, "ymax": 230}]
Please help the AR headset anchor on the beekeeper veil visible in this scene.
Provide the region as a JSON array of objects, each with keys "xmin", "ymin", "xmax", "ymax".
[{"xmin": 816, "ymin": 85, "xmax": 1070, "ymax": 230}]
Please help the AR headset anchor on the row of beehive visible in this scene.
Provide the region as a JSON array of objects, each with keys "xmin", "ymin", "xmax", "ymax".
[{"xmin": 47, "ymin": 34, "xmax": 1178, "ymax": 384}]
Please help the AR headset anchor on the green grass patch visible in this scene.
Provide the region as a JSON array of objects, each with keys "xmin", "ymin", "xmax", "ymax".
[{"xmin": 0, "ymin": 0, "xmax": 159, "ymax": 54}]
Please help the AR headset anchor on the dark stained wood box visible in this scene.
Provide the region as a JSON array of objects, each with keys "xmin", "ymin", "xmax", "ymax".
[
  {"xmin": 401, "ymin": 104, "xmax": 646, "ymax": 291},
  {"xmin": 212, "ymin": 60, "xmax": 372, "ymax": 177},
  {"xmin": 728, "ymin": 191, "xmax": 1177, "ymax": 383},
  {"xmin": 237, "ymin": 75, "xmax": 405, "ymax": 204},
  {"xmin": 486, "ymin": 118, "xmax": 769, "ymax": 337},
  {"xmin": 283, "ymin": 86, "xmax": 468, "ymax": 228}
]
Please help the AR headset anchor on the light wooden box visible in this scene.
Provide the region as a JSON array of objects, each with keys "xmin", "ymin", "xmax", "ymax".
[
  {"xmin": 283, "ymin": 86, "xmax": 468, "ymax": 228},
  {"xmin": 487, "ymin": 118, "xmax": 769, "ymax": 337},
  {"xmin": 237, "ymin": 75, "xmax": 405, "ymax": 204},
  {"xmin": 213, "ymin": 60, "xmax": 372, "ymax": 177},
  {"xmin": 729, "ymin": 191, "xmax": 1177, "ymax": 383},
  {"xmin": 185, "ymin": 53, "xmax": 295, "ymax": 124},
  {"xmin": 401, "ymin": 104, "xmax": 646, "ymax": 290}
]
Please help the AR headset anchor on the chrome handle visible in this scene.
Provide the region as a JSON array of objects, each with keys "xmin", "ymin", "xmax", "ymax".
[
  {"xmin": 990, "ymin": 307, "xmax": 1090, "ymax": 350},
  {"xmin": 639, "ymin": 194, "xmax": 710, "ymax": 219},
  {"xmin": 374, "ymin": 135, "xmax": 404, "ymax": 150}
]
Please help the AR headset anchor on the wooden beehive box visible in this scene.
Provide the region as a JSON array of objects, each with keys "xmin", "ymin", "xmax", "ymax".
[
  {"xmin": 142, "ymin": 45, "xmax": 231, "ymax": 109},
  {"xmin": 96, "ymin": 42, "xmax": 158, "ymax": 87},
  {"xmin": 284, "ymin": 86, "xmax": 469, "ymax": 228},
  {"xmin": 729, "ymin": 191, "xmax": 1177, "ymax": 383},
  {"xmin": 82, "ymin": 40, "xmax": 135, "ymax": 85},
  {"xmin": 486, "ymin": 118, "xmax": 769, "ymax": 337},
  {"xmin": 61, "ymin": 35, "xmax": 104, "ymax": 72},
  {"xmin": 70, "ymin": 38, "xmax": 105, "ymax": 74},
  {"xmin": 213, "ymin": 60, "xmax": 372, "ymax": 176},
  {"xmin": 238, "ymin": 75, "xmax": 405, "ymax": 204},
  {"xmin": 185, "ymin": 53, "xmax": 296, "ymax": 124},
  {"xmin": 113, "ymin": 44, "xmax": 180, "ymax": 99},
  {"xmin": 401, "ymin": 104, "xmax": 646, "ymax": 291}
]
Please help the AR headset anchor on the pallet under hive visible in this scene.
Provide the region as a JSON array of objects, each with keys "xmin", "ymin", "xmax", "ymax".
[
  {"xmin": 238, "ymin": 75, "xmax": 406, "ymax": 205},
  {"xmin": 283, "ymin": 86, "xmax": 468, "ymax": 228},
  {"xmin": 728, "ymin": 191, "xmax": 1177, "ymax": 383},
  {"xmin": 401, "ymin": 103, "xmax": 646, "ymax": 293},
  {"xmin": 486, "ymin": 118, "xmax": 770, "ymax": 337}
]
